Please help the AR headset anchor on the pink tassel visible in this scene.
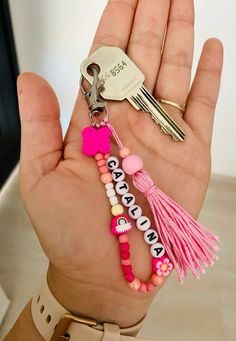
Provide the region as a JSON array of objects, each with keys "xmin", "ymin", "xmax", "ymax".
[{"xmin": 133, "ymin": 170, "xmax": 219, "ymax": 283}]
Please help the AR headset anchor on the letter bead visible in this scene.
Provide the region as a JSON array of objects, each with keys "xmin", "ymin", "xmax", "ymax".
[
  {"xmin": 128, "ymin": 205, "xmax": 142, "ymax": 220},
  {"xmin": 136, "ymin": 216, "xmax": 151, "ymax": 231},
  {"xmin": 150, "ymin": 242, "xmax": 165, "ymax": 258},
  {"xmin": 112, "ymin": 168, "xmax": 125, "ymax": 182},
  {"xmin": 144, "ymin": 229, "xmax": 158, "ymax": 245},
  {"xmin": 122, "ymin": 193, "xmax": 135, "ymax": 207},
  {"xmin": 107, "ymin": 156, "xmax": 119, "ymax": 170},
  {"xmin": 106, "ymin": 189, "xmax": 116, "ymax": 198},
  {"xmin": 115, "ymin": 181, "xmax": 129, "ymax": 195}
]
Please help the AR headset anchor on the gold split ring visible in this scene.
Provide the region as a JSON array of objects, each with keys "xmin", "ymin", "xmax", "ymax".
[{"xmin": 158, "ymin": 99, "xmax": 186, "ymax": 117}]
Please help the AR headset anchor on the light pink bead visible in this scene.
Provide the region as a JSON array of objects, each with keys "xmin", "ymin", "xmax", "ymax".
[
  {"xmin": 95, "ymin": 153, "xmax": 103, "ymax": 161},
  {"xmin": 97, "ymin": 159, "xmax": 106, "ymax": 167},
  {"xmin": 147, "ymin": 282, "xmax": 155, "ymax": 292},
  {"xmin": 121, "ymin": 259, "xmax": 131, "ymax": 266},
  {"xmin": 129, "ymin": 278, "xmax": 141, "ymax": 291},
  {"xmin": 101, "ymin": 173, "xmax": 113, "ymax": 184},
  {"xmin": 119, "ymin": 147, "xmax": 131, "ymax": 159},
  {"xmin": 99, "ymin": 165, "xmax": 108, "ymax": 174},
  {"xmin": 139, "ymin": 283, "xmax": 148, "ymax": 293},
  {"xmin": 122, "ymin": 154, "xmax": 144, "ymax": 175},
  {"xmin": 119, "ymin": 234, "xmax": 128, "ymax": 243},
  {"xmin": 151, "ymin": 274, "xmax": 164, "ymax": 286},
  {"xmin": 104, "ymin": 153, "xmax": 110, "ymax": 160}
]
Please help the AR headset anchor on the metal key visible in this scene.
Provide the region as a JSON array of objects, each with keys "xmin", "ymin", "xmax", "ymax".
[{"xmin": 80, "ymin": 46, "xmax": 185, "ymax": 141}]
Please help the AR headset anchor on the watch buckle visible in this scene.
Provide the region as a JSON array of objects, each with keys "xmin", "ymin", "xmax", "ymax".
[{"xmin": 50, "ymin": 313, "xmax": 97, "ymax": 341}]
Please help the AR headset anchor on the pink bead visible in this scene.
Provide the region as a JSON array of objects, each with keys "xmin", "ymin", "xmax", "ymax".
[
  {"xmin": 151, "ymin": 274, "xmax": 164, "ymax": 286},
  {"xmin": 104, "ymin": 153, "xmax": 110, "ymax": 160},
  {"xmin": 139, "ymin": 283, "xmax": 148, "ymax": 293},
  {"xmin": 121, "ymin": 251, "xmax": 130, "ymax": 259},
  {"xmin": 122, "ymin": 154, "xmax": 144, "ymax": 175},
  {"xmin": 119, "ymin": 235, "xmax": 128, "ymax": 243},
  {"xmin": 125, "ymin": 273, "xmax": 135, "ymax": 283},
  {"xmin": 120, "ymin": 242, "xmax": 130, "ymax": 252},
  {"xmin": 99, "ymin": 165, "xmax": 108, "ymax": 174},
  {"xmin": 121, "ymin": 259, "xmax": 131, "ymax": 266},
  {"xmin": 95, "ymin": 153, "xmax": 103, "ymax": 161},
  {"xmin": 129, "ymin": 278, "xmax": 141, "ymax": 291},
  {"xmin": 122, "ymin": 265, "xmax": 132, "ymax": 274},
  {"xmin": 119, "ymin": 147, "xmax": 131, "ymax": 159},
  {"xmin": 101, "ymin": 173, "xmax": 113, "ymax": 184},
  {"xmin": 147, "ymin": 283, "xmax": 155, "ymax": 292},
  {"xmin": 97, "ymin": 159, "xmax": 106, "ymax": 167}
]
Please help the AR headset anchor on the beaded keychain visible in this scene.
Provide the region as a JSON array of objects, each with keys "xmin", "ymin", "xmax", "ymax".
[{"xmin": 80, "ymin": 67, "xmax": 219, "ymax": 292}]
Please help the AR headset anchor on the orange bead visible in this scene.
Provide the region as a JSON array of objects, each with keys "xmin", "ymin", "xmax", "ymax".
[
  {"xmin": 95, "ymin": 153, "xmax": 103, "ymax": 160},
  {"xmin": 97, "ymin": 159, "xmax": 106, "ymax": 167},
  {"xmin": 151, "ymin": 274, "xmax": 164, "ymax": 286},
  {"xmin": 119, "ymin": 147, "xmax": 131, "ymax": 159},
  {"xmin": 128, "ymin": 278, "xmax": 141, "ymax": 291},
  {"xmin": 99, "ymin": 166, "xmax": 108, "ymax": 174},
  {"xmin": 101, "ymin": 173, "xmax": 112, "ymax": 184},
  {"xmin": 139, "ymin": 283, "xmax": 148, "ymax": 293}
]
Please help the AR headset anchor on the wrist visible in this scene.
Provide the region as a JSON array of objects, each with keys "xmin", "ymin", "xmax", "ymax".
[{"xmin": 47, "ymin": 263, "xmax": 150, "ymax": 328}]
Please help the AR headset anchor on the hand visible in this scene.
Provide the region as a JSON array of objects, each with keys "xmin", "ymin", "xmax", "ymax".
[{"xmin": 17, "ymin": 0, "xmax": 223, "ymax": 328}]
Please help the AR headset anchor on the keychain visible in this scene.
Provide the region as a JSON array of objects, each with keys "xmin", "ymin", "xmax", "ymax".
[{"xmin": 80, "ymin": 59, "xmax": 219, "ymax": 291}]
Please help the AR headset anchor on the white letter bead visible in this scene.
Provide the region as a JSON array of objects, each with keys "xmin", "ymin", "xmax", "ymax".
[
  {"xmin": 109, "ymin": 196, "xmax": 118, "ymax": 206},
  {"xmin": 144, "ymin": 229, "xmax": 158, "ymax": 245},
  {"xmin": 115, "ymin": 181, "xmax": 129, "ymax": 195},
  {"xmin": 122, "ymin": 193, "xmax": 135, "ymax": 207},
  {"xmin": 112, "ymin": 168, "xmax": 125, "ymax": 182},
  {"xmin": 106, "ymin": 189, "xmax": 116, "ymax": 198},
  {"xmin": 107, "ymin": 156, "xmax": 119, "ymax": 170},
  {"xmin": 136, "ymin": 216, "xmax": 151, "ymax": 231},
  {"xmin": 105, "ymin": 183, "xmax": 114, "ymax": 190},
  {"xmin": 128, "ymin": 205, "xmax": 142, "ymax": 220},
  {"xmin": 150, "ymin": 243, "xmax": 165, "ymax": 258}
]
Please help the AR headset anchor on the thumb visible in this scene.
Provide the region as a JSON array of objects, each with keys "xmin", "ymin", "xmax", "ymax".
[{"xmin": 17, "ymin": 72, "xmax": 63, "ymax": 194}]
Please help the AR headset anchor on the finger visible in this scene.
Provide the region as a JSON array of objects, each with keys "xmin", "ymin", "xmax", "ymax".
[
  {"xmin": 127, "ymin": 0, "xmax": 170, "ymax": 91},
  {"xmin": 64, "ymin": 0, "xmax": 138, "ymax": 158},
  {"xmin": 17, "ymin": 73, "xmax": 63, "ymax": 193},
  {"xmin": 185, "ymin": 38, "xmax": 224, "ymax": 146},
  {"xmin": 155, "ymin": 0, "xmax": 194, "ymax": 115}
]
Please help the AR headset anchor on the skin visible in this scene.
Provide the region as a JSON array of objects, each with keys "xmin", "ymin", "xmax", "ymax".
[{"xmin": 5, "ymin": 0, "xmax": 223, "ymax": 339}]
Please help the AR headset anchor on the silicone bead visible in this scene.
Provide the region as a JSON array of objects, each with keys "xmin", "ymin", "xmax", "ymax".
[
  {"xmin": 136, "ymin": 216, "xmax": 151, "ymax": 231},
  {"xmin": 107, "ymin": 156, "xmax": 119, "ymax": 170},
  {"xmin": 150, "ymin": 242, "xmax": 165, "ymax": 258},
  {"xmin": 119, "ymin": 147, "xmax": 131, "ymax": 159},
  {"xmin": 105, "ymin": 183, "xmax": 114, "ymax": 190},
  {"xmin": 106, "ymin": 189, "xmax": 116, "ymax": 198},
  {"xmin": 97, "ymin": 159, "xmax": 106, "ymax": 167},
  {"xmin": 109, "ymin": 196, "xmax": 118, "ymax": 206},
  {"xmin": 139, "ymin": 283, "xmax": 148, "ymax": 293},
  {"xmin": 99, "ymin": 166, "xmax": 108, "ymax": 174},
  {"xmin": 144, "ymin": 229, "xmax": 159, "ymax": 245},
  {"xmin": 121, "ymin": 251, "xmax": 130, "ymax": 259},
  {"xmin": 112, "ymin": 168, "xmax": 125, "ymax": 182},
  {"xmin": 125, "ymin": 273, "xmax": 135, "ymax": 283},
  {"xmin": 151, "ymin": 274, "xmax": 164, "ymax": 286},
  {"xmin": 129, "ymin": 278, "xmax": 141, "ymax": 291},
  {"xmin": 122, "ymin": 193, "xmax": 135, "ymax": 207},
  {"xmin": 111, "ymin": 204, "xmax": 124, "ymax": 216},
  {"xmin": 95, "ymin": 153, "xmax": 103, "ymax": 161},
  {"xmin": 128, "ymin": 205, "xmax": 142, "ymax": 220},
  {"xmin": 122, "ymin": 154, "xmax": 144, "ymax": 175},
  {"xmin": 101, "ymin": 173, "xmax": 113, "ymax": 184},
  {"xmin": 115, "ymin": 181, "xmax": 129, "ymax": 195},
  {"xmin": 121, "ymin": 259, "xmax": 131, "ymax": 266},
  {"xmin": 119, "ymin": 235, "xmax": 128, "ymax": 243},
  {"xmin": 120, "ymin": 242, "xmax": 130, "ymax": 252}
]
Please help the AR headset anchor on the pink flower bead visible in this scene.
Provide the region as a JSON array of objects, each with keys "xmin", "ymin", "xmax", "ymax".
[
  {"xmin": 99, "ymin": 165, "xmax": 108, "ymax": 174},
  {"xmin": 97, "ymin": 159, "xmax": 106, "ymax": 167},
  {"xmin": 119, "ymin": 147, "xmax": 131, "ymax": 159},
  {"xmin": 101, "ymin": 173, "xmax": 113, "ymax": 184},
  {"xmin": 139, "ymin": 283, "xmax": 148, "ymax": 293},
  {"xmin": 122, "ymin": 265, "xmax": 132, "ymax": 274},
  {"xmin": 121, "ymin": 251, "xmax": 130, "ymax": 260},
  {"xmin": 147, "ymin": 283, "xmax": 155, "ymax": 292},
  {"xmin": 120, "ymin": 242, "xmax": 130, "ymax": 252},
  {"xmin": 119, "ymin": 234, "xmax": 128, "ymax": 243},
  {"xmin": 151, "ymin": 274, "xmax": 164, "ymax": 286},
  {"xmin": 121, "ymin": 259, "xmax": 131, "ymax": 266},
  {"xmin": 122, "ymin": 154, "xmax": 144, "ymax": 175},
  {"xmin": 95, "ymin": 153, "xmax": 103, "ymax": 161},
  {"xmin": 129, "ymin": 278, "xmax": 141, "ymax": 291},
  {"xmin": 125, "ymin": 273, "xmax": 135, "ymax": 283}
]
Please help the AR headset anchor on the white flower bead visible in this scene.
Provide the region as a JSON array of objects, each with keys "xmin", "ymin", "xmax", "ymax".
[
  {"xmin": 144, "ymin": 229, "xmax": 159, "ymax": 245},
  {"xmin": 150, "ymin": 242, "xmax": 165, "ymax": 258},
  {"xmin": 136, "ymin": 216, "xmax": 151, "ymax": 231},
  {"xmin": 112, "ymin": 168, "xmax": 125, "ymax": 182},
  {"xmin": 105, "ymin": 183, "xmax": 114, "ymax": 190},
  {"xmin": 122, "ymin": 193, "xmax": 135, "ymax": 207},
  {"xmin": 107, "ymin": 156, "xmax": 119, "ymax": 170},
  {"xmin": 128, "ymin": 205, "xmax": 142, "ymax": 220},
  {"xmin": 115, "ymin": 181, "xmax": 129, "ymax": 195},
  {"xmin": 109, "ymin": 196, "xmax": 118, "ymax": 206},
  {"xmin": 106, "ymin": 189, "xmax": 116, "ymax": 198}
]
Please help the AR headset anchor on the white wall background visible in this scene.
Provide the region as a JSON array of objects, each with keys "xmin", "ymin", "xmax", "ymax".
[{"xmin": 9, "ymin": 0, "xmax": 236, "ymax": 177}]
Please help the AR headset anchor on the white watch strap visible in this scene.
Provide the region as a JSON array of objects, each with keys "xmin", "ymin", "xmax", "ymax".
[{"xmin": 31, "ymin": 274, "xmax": 152, "ymax": 341}]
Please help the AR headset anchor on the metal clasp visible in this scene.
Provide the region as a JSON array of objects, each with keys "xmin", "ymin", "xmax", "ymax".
[{"xmin": 80, "ymin": 66, "xmax": 108, "ymax": 126}]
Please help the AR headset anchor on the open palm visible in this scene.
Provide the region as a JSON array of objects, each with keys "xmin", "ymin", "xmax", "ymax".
[{"xmin": 18, "ymin": 0, "xmax": 223, "ymax": 327}]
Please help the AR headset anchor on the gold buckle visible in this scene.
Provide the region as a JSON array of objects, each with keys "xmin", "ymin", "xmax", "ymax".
[{"xmin": 50, "ymin": 313, "xmax": 97, "ymax": 341}]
